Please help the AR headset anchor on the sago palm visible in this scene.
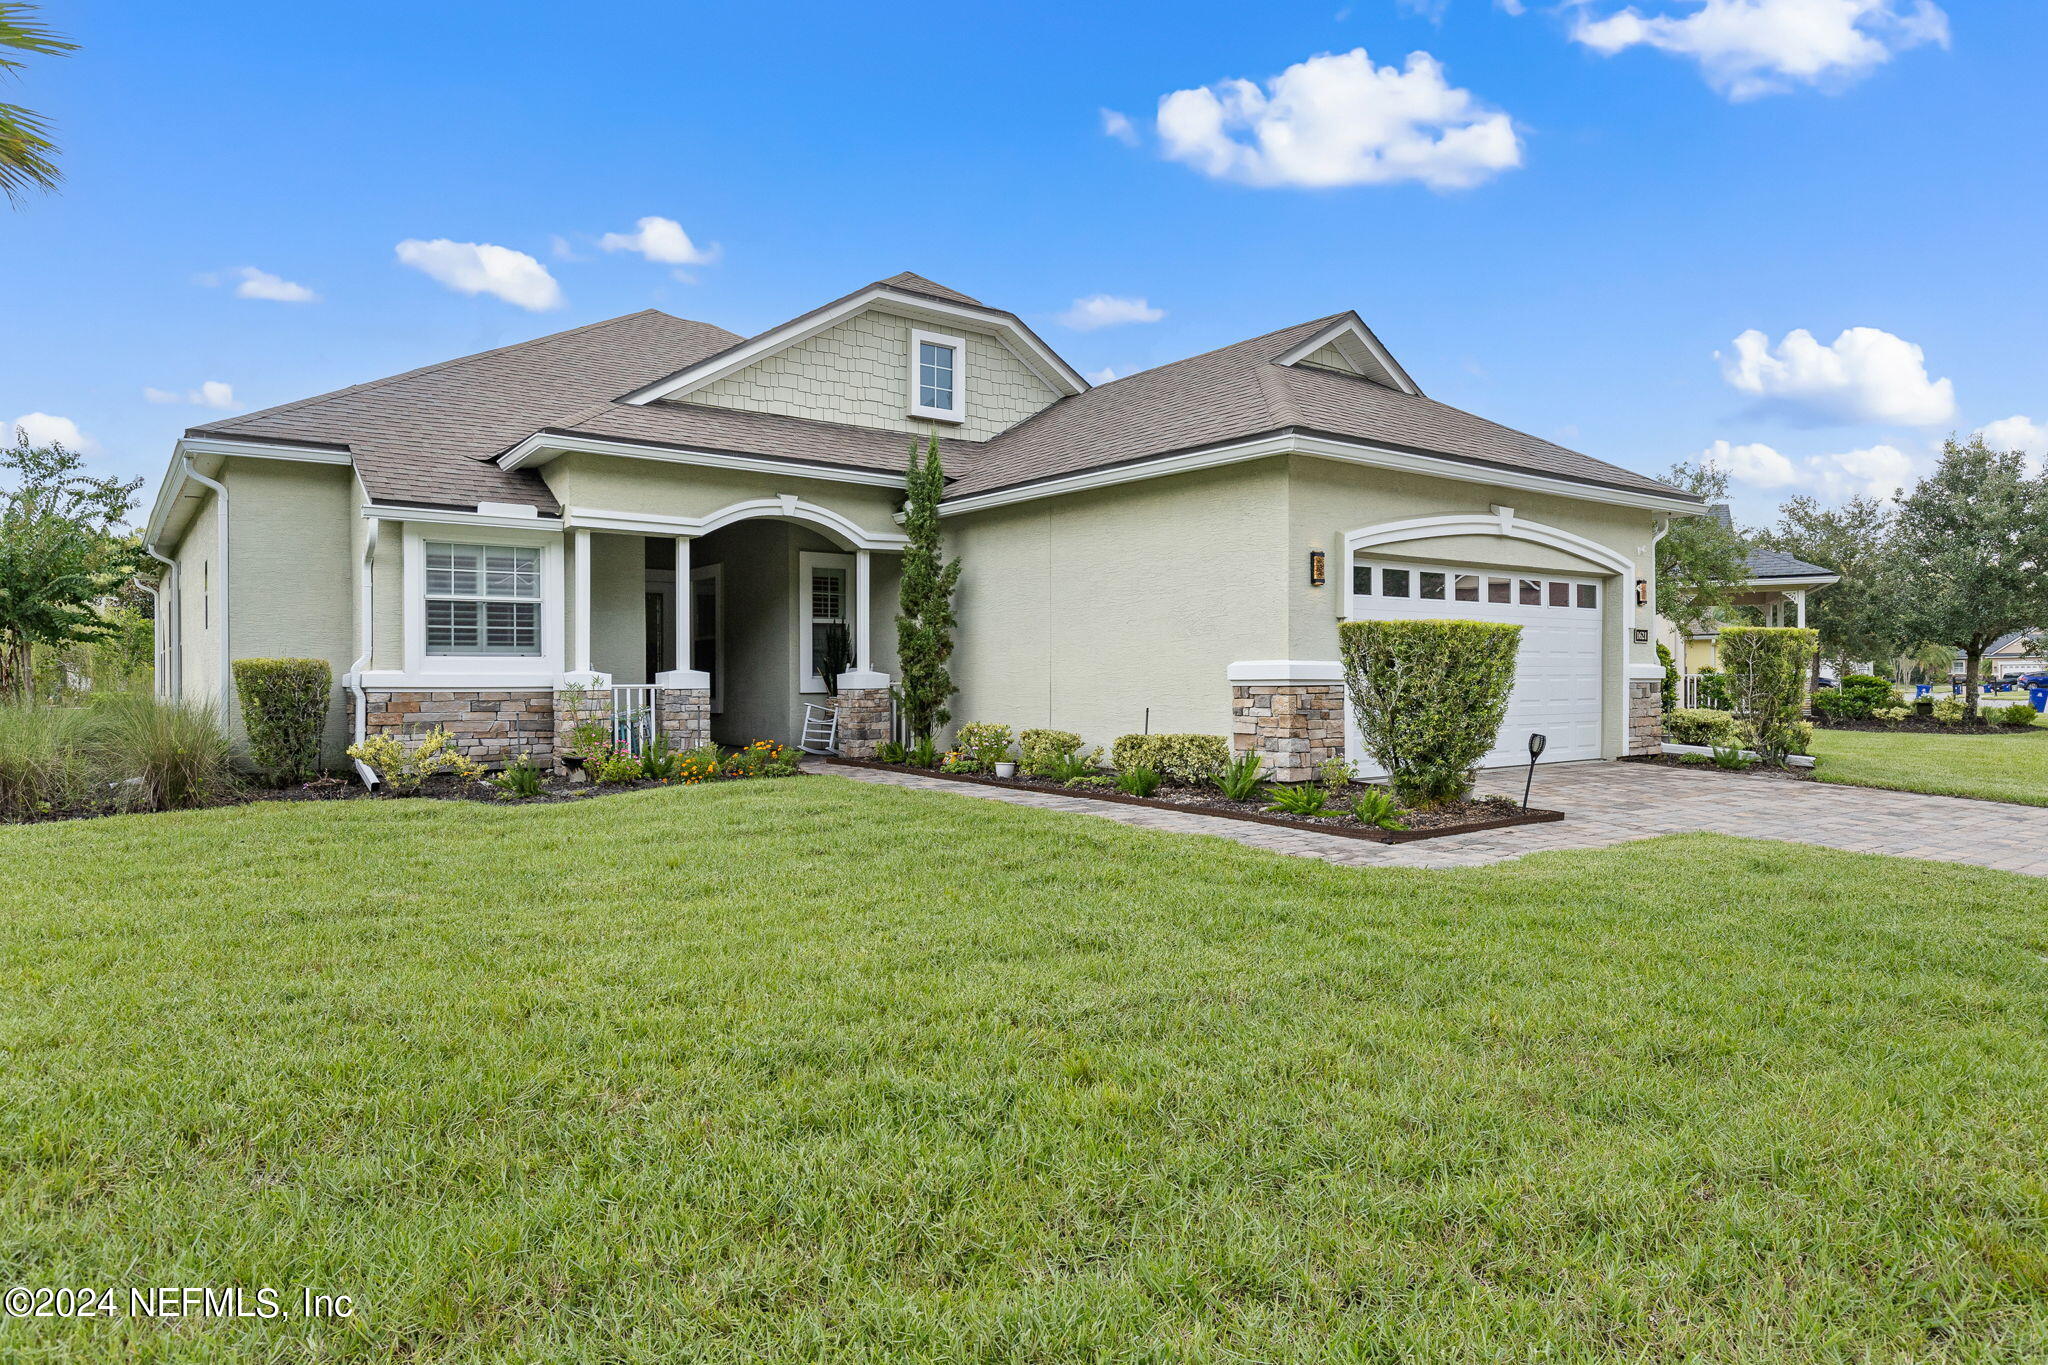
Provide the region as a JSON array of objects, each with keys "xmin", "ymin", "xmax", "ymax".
[{"xmin": 0, "ymin": 3, "xmax": 74, "ymax": 205}]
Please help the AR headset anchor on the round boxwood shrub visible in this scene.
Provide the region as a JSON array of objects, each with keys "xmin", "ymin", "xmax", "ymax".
[
  {"xmin": 1338, "ymin": 618, "xmax": 1520, "ymax": 807},
  {"xmin": 1111, "ymin": 733, "xmax": 1229, "ymax": 785},
  {"xmin": 231, "ymin": 657, "xmax": 332, "ymax": 784},
  {"xmin": 1664, "ymin": 707, "xmax": 1741, "ymax": 748}
]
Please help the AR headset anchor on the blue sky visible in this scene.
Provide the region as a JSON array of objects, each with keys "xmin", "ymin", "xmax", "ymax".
[{"xmin": 3, "ymin": 0, "xmax": 2042, "ymax": 526}]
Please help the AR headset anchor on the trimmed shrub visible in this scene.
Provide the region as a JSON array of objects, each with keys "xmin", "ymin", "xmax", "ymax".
[
  {"xmin": 85, "ymin": 693, "xmax": 236, "ymax": 812},
  {"xmin": 1871, "ymin": 705, "xmax": 1910, "ymax": 723},
  {"xmin": 1717, "ymin": 626, "xmax": 1819, "ymax": 768},
  {"xmin": 1339, "ymin": 618, "xmax": 1519, "ymax": 807},
  {"xmin": 232, "ymin": 657, "xmax": 332, "ymax": 783},
  {"xmin": 1112, "ymin": 733, "xmax": 1228, "ymax": 785},
  {"xmin": 1657, "ymin": 642, "xmax": 1678, "ymax": 713},
  {"xmin": 1814, "ymin": 673, "xmax": 1897, "ymax": 723},
  {"xmin": 1664, "ymin": 707, "xmax": 1740, "ymax": 747},
  {"xmin": 1692, "ymin": 667, "xmax": 1731, "ymax": 711},
  {"xmin": 1018, "ymin": 729, "xmax": 1082, "ymax": 777},
  {"xmin": 952, "ymin": 722, "xmax": 1013, "ymax": 771},
  {"xmin": 346, "ymin": 727, "xmax": 484, "ymax": 795},
  {"xmin": 1996, "ymin": 702, "xmax": 2040, "ymax": 728},
  {"xmin": 1931, "ymin": 697, "xmax": 1967, "ymax": 725}
]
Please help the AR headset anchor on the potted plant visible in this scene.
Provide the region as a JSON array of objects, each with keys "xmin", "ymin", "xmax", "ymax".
[{"xmin": 994, "ymin": 756, "xmax": 1017, "ymax": 779}]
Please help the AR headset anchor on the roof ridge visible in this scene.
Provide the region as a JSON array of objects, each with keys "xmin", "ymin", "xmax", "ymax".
[{"xmin": 190, "ymin": 309, "xmax": 696, "ymax": 436}]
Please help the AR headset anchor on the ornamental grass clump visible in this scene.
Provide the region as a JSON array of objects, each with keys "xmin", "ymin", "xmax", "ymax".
[
  {"xmin": 1717, "ymin": 626, "xmax": 1819, "ymax": 767},
  {"xmin": 85, "ymin": 693, "xmax": 235, "ymax": 812},
  {"xmin": 1339, "ymin": 618, "xmax": 1520, "ymax": 807},
  {"xmin": 230, "ymin": 657, "xmax": 332, "ymax": 784},
  {"xmin": 0, "ymin": 701, "xmax": 90, "ymax": 819}
]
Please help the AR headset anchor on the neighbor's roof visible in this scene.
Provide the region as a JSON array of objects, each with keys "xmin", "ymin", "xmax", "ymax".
[
  {"xmin": 187, "ymin": 277, "xmax": 1695, "ymax": 514},
  {"xmin": 949, "ymin": 314, "xmax": 1688, "ymax": 501},
  {"xmin": 1743, "ymin": 547, "xmax": 1837, "ymax": 579}
]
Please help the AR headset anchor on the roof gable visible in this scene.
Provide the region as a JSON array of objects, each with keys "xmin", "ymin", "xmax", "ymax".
[{"xmin": 1273, "ymin": 314, "xmax": 1420, "ymax": 395}]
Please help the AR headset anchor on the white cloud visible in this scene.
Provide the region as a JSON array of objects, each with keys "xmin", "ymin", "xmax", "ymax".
[
  {"xmin": 144, "ymin": 381, "xmax": 236, "ymax": 410},
  {"xmin": 1571, "ymin": 0, "xmax": 1949, "ymax": 101},
  {"xmin": 395, "ymin": 239, "xmax": 564, "ymax": 311},
  {"xmin": 549, "ymin": 234, "xmax": 584, "ymax": 262},
  {"xmin": 230, "ymin": 266, "xmax": 318, "ymax": 303},
  {"xmin": 1498, "ymin": 0, "xmax": 1527, "ymax": 13},
  {"xmin": 1057, "ymin": 294, "xmax": 1165, "ymax": 330},
  {"xmin": 8, "ymin": 412, "xmax": 95, "ymax": 452},
  {"xmin": 1806, "ymin": 443, "xmax": 1914, "ymax": 500},
  {"xmin": 1099, "ymin": 108, "xmax": 1139, "ymax": 146},
  {"xmin": 1085, "ymin": 366, "xmax": 1119, "ymax": 384},
  {"xmin": 1153, "ymin": 48, "xmax": 1521, "ymax": 191},
  {"xmin": 598, "ymin": 216, "xmax": 720, "ymax": 268},
  {"xmin": 1397, "ymin": 0, "xmax": 1450, "ymax": 20},
  {"xmin": 1976, "ymin": 415, "xmax": 2048, "ymax": 475},
  {"xmin": 1719, "ymin": 326, "xmax": 1954, "ymax": 426},
  {"xmin": 1702, "ymin": 438, "xmax": 1798, "ymax": 487}
]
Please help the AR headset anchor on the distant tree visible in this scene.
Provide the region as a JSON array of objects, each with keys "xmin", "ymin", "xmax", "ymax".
[
  {"xmin": 0, "ymin": 4, "xmax": 75, "ymax": 205},
  {"xmin": 1655, "ymin": 460, "xmax": 1749, "ymax": 634},
  {"xmin": 0, "ymin": 430, "xmax": 143, "ymax": 700},
  {"xmin": 893, "ymin": 432, "xmax": 961, "ymax": 742},
  {"xmin": 1891, "ymin": 436, "xmax": 2048, "ymax": 720},
  {"xmin": 1754, "ymin": 493, "xmax": 1905, "ymax": 680}
]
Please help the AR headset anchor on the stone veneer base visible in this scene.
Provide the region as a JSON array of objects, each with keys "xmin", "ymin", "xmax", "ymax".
[
  {"xmin": 831, "ymin": 688, "xmax": 893, "ymax": 758},
  {"xmin": 1232, "ymin": 682, "xmax": 1347, "ymax": 784},
  {"xmin": 364, "ymin": 689, "xmax": 556, "ymax": 765},
  {"xmin": 1627, "ymin": 678, "xmax": 1664, "ymax": 757}
]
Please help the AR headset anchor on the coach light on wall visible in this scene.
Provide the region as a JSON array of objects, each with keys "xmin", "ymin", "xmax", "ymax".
[
  {"xmin": 1522, "ymin": 732, "xmax": 1547, "ymax": 809},
  {"xmin": 1635, "ymin": 578, "xmax": 1649, "ymax": 606},
  {"xmin": 1309, "ymin": 549, "xmax": 1326, "ymax": 587}
]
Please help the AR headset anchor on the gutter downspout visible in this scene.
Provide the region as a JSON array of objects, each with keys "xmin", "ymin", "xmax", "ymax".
[
  {"xmin": 181, "ymin": 458, "xmax": 232, "ymax": 724},
  {"xmin": 345, "ymin": 521, "xmax": 380, "ymax": 789},
  {"xmin": 141, "ymin": 544, "xmax": 178, "ymax": 700}
]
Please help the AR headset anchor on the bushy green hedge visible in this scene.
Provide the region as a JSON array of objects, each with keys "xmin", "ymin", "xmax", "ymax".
[
  {"xmin": 1339, "ymin": 618, "xmax": 1520, "ymax": 806},
  {"xmin": 1716, "ymin": 627, "xmax": 1817, "ymax": 766},
  {"xmin": 1017, "ymin": 729, "xmax": 1082, "ymax": 777},
  {"xmin": 1996, "ymin": 702, "xmax": 2040, "ymax": 727},
  {"xmin": 1812, "ymin": 672, "xmax": 1897, "ymax": 722},
  {"xmin": 1664, "ymin": 707, "xmax": 1740, "ymax": 747},
  {"xmin": 1110, "ymin": 733, "xmax": 1229, "ymax": 785},
  {"xmin": 232, "ymin": 657, "xmax": 331, "ymax": 783}
]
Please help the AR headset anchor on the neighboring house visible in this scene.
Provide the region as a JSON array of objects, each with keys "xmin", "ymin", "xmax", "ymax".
[
  {"xmin": 1958, "ymin": 631, "xmax": 2047, "ymax": 681},
  {"xmin": 142, "ymin": 271, "xmax": 1701, "ymax": 781},
  {"xmin": 1659, "ymin": 505, "xmax": 1839, "ymax": 675}
]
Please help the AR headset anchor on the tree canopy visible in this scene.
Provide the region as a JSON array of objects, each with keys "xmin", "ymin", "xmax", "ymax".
[
  {"xmin": 1655, "ymin": 460, "xmax": 1750, "ymax": 634},
  {"xmin": 1753, "ymin": 493, "xmax": 1903, "ymax": 676},
  {"xmin": 0, "ymin": 431, "xmax": 142, "ymax": 700}
]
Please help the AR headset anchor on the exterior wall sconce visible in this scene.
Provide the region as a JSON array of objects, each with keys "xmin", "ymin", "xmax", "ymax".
[
  {"xmin": 1634, "ymin": 578, "xmax": 1649, "ymax": 606},
  {"xmin": 1309, "ymin": 550, "xmax": 1326, "ymax": 587}
]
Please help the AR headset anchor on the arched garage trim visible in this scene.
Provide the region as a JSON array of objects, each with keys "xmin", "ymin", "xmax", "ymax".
[{"xmin": 1341, "ymin": 509, "xmax": 1633, "ymax": 580}]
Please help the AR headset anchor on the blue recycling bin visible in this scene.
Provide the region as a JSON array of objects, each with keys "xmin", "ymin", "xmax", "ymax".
[
  {"xmin": 2032, "ymin": 687, "xmax": 2048, "ymax": 713},
  {"xmin": 1915, "ymin": 684, "xmax": 1931, "ymax": 698}
]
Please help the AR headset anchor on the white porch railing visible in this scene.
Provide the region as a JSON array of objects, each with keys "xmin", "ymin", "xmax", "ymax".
[
  {"xmin": 611, "ymin": 685, "xmax": 657, "ymax": 755},
  {"xmin": 1679, "ymin": 674, "xmax": 1728, "ymax": 711}
]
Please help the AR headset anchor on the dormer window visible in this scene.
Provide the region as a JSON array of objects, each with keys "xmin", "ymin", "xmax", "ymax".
[{"xmin": 908, "ymin": 329, "xmax": 966, "ymax": 422}]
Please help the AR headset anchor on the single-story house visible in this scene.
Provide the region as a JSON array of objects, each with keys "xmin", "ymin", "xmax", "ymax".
[
  {"xmin": 1659, "ymin": 505, "xmax": 1839, "ymax": 675},
  {"xmin": 1959, "ymin": 631, "xmax": 2047, "ymax": 681},
  {"xmin": 142, "ymin": 271, "xmax": 1702, "ymax": 781}
]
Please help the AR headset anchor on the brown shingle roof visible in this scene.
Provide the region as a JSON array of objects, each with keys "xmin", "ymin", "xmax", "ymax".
[
  {"xmin": 542, "ymin": 400, "xmax": 971, "ymax": 479},
  {"xmin": 945, "ymin": 316, "xmax": 1691, "ymax": 501},
  {"xmin": 189, "ymin": 310, "xmax": 742, "ymax": 513}
]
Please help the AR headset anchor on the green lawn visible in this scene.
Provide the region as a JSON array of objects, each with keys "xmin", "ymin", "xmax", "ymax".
[
  {"xmin": 1811, "ymin": 718, "xmax": 2048, "ymax": 805},
  {"xmin": 4, "ymin": 780, "xmax": 2048, "ymax": 1361}
]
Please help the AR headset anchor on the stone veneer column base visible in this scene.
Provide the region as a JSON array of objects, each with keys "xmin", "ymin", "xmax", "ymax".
[
  {"xmin": 656, "ymin": 688, "xmax": 710, "ymax": 752},
  {"xmin": 831, "ymin": 688, "xmax": 893, "ymax": 758},
  {"xmin": 551, "ymin": 686, "xmax": 613, "ymax": 774},
  {"xmin": 363, "ymin": 689, "xmax": 556, "ymax": 767},
  {"xmin": 1627, "ymin": 677, "xmax": 1664, "ymax": 756},
  {"xmin": 1232, "ymin": 683, "xmax": 1347, "ymax": 783}
]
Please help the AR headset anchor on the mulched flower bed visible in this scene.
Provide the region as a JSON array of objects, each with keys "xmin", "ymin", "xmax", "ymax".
[
  {"xmin": 827, "ymin": 758, "xmax": 1563, "ymax": 843},
  {"xmin": 1815, "ymin": 718, "xmax": 2044, "ymax": 735}
]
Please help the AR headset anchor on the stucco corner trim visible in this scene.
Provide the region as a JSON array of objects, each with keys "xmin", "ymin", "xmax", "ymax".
[{"xmin": 1227, "ymin": 660, "xmax": 1345, "ymax": 685}]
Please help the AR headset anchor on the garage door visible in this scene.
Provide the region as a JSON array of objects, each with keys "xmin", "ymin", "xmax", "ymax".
[{"xmin": 1345, "ymin": 559, "xmax": 1605, "ymax": 774}]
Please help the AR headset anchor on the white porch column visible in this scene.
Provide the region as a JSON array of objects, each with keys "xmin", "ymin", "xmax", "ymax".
[
  {"xmin": 572, "ymin": 528, "xmax": 592, "ymax": 674},
  {"xmin": 655, "ymin": 534, "xmax": 710, "ymax": 689},
  {"xmin": 839, "ymin": 546, "xmax": 890, "ymax": 691},
  {"xmin": 1793, "ymin": 590, "xmax": 1807, "ymax": 628}
]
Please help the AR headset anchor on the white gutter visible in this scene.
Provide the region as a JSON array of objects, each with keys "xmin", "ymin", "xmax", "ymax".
[
  {"xmin": 345, "ymin": 520, "xmax": 381, "ymax": 789},
  {"xmin": 140, "ymin": 544, "xmax": 179, "ymax": 700},
  {"xmin": 181, "ymin": 458, "xmax": 233, "ymax": 723}
]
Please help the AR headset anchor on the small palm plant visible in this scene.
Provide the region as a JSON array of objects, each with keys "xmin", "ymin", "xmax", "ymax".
[
  {"xmin": 1347, "ymin": 787, "xmax": 1406, "ymax": 831},
  {"xmin": 1115, "ymin": 764, "xmax": 1161, "ymax": 798},
  {"xmin": 1265, "ymin": 784, "xmax": 1331, "ymax": 817},
  {"xmin": 1213, "ymin": 751, "xmax": 1268, "ymax": 802}
]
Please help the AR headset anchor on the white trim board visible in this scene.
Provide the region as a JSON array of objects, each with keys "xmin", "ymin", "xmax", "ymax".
[
  {"xmin": 937, "ymin": 432, "xmax": 1705, "ymax": 518},
  {"xmin": 1272, "ymin": 314, "xmax": 1421, "ymax": 396},
  {"xmin": 497, "ymin": 431, "xmax": 908, "ymax": 487},
  {"xmin": 363, "ymin": 503, "xmax": 565, "ymax": 532},
  {"xmin": 563, "ymin": 494, "xmax": 909, "ymax": 551},
  {"xmin": 144, "ymin": 435, "xmax": 354, "ymax": 547},
  {"xmin": 617, "ymin": 285, "xmax": 1089, "ymax": 406},
  {"xmin": 1342, "ymin": 510, "xmax": 1636, "ymax": 579},
  {"xmin": 1227, "ymin": 660, "xmax": 1344, "ymax": 684}
]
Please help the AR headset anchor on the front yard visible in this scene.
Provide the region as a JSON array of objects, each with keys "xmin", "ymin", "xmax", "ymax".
[
  {"xmin": 1811, "ymin": 718, "xmax": 2048, "ymax": 806},
  {"xmin": 4, "ymin": 778, "xmax": 2048, "ymax": 1360}
]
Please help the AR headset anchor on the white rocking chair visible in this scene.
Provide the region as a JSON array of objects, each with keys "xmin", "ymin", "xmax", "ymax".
[{"xmin": 800, "ymin": 703, "xmax": 839, "ymax": 755}]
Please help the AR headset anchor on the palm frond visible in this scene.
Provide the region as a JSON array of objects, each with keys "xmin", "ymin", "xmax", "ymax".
[
  {"xmin": 0, "ymin": 100, "xmax": 58, "ymax": 202},
  {"xmin": 0, "ymin": 3, "xmax": 76, "ymax": 74}
]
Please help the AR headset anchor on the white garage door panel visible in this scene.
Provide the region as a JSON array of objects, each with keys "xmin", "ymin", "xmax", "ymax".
[{"xmin": 1345, "ymin": 561, "xmax": 1605, "ymax": 775}]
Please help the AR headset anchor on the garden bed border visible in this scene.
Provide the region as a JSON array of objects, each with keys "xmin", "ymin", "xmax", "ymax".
[{"xmin": 825, "ymin": 758, "xmax": 1566, "ymax": 844}]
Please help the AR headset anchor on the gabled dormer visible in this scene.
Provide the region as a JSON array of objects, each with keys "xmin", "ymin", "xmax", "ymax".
[
  {"xmin": 1272, "ymin": 313, "xmax": 1422, "ymax": 396},
  {"xmin": 619, "ymin": 272, "xmax": 1086, "ymax": 442}
]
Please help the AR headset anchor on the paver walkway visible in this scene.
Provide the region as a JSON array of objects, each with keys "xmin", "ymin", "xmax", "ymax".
[{"xmin": 820, "ymin": 759, "xmax": 2048, "ymax": 876}]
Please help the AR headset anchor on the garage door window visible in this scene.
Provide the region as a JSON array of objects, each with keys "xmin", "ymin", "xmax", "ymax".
[{"xmin": 1577, "ymin": 584, "xmax": 1597, "ymax": 608}]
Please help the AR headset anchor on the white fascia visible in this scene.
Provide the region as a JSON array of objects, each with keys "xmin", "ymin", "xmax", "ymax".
[
  {"xmin": 1272, "ymin": 315, "xmax": 1421, "ymax": 396},
  {"xmin": 1227, "ymin": 660, "xmax": 1344, "ymax": 685},
  {"xmin": 360, "ymin": 503, "xmax": 566, "ymax": 532},
  {"xmin": 937, "ymin": 432, "xmax": 1707, "ymax": 518},
  {"xmin": 615, "ymin": 285, "xmax": 1089, "ymax": 405},
  {"xmin": 496, "ymin": 432, "xmax": 907, "ymax": 487},
  {"xmin": 562, "ymin": 494, "xmax": 909, "ymax": 551},
  {"xmin": 1743, "ymin": 575, "xmax": 1840, "ymax": 591},
  {"xmin": 144, "ymin": 435, "xmax": 352, "ymax": 548}
]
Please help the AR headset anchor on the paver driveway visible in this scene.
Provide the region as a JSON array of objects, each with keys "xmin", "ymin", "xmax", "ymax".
[{"xmin": 823, "ymin": 759, "xmax": 2048, "ymax": 876}]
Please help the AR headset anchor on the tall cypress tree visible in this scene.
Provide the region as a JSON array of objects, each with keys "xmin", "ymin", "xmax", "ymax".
[{"xmin": 894, "ymin": 432, "xmax": 961, "ymax": 741}]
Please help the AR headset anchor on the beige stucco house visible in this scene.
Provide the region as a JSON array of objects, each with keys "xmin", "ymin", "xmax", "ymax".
[{"xmin": 143, "ymin": 271, "xmax": 1701, "ymax": 781}]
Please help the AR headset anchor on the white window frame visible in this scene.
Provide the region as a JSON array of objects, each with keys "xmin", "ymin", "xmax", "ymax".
[
  {"xmin": 692, "ymin": 563, "xmax": 724, "ymax": 714},
  {"xmin": 907, "ymin": 328, "xmax": 966, "ymax": 423},
  {"xmin": 797, "ymin": 550, "xmax": 854, "ymax": 695},
  {"xmin": 398, "ymin": 522, "xmax": 565, "ymax": 684}
]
